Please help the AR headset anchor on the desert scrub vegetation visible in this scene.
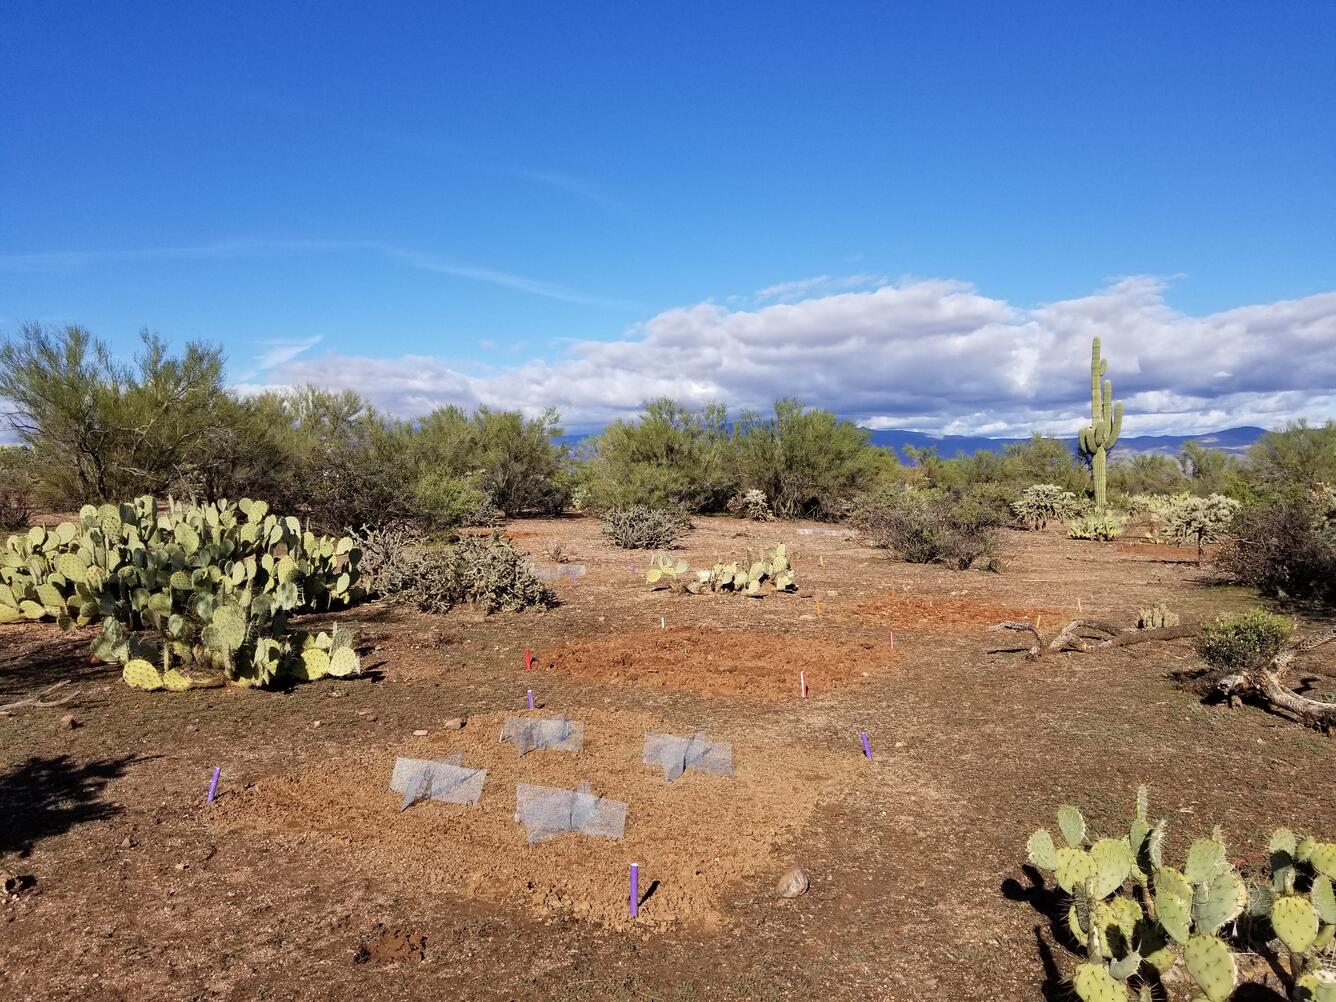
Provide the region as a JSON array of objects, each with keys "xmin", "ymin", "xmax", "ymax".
[
  {"xmin": 600, "ymin": 504, "xmax": 689, "ymax": 549},
  {"xmin": 0, "ymin": 496, "xmax": 361, "ymax": 690},
  {"xmin": 851, "ymin": 488, "xmax": 1002, "ymax": 570},
  {"xmin": 0, "ymin": 445, "xmax": 36, "ymax": 532},
  {"xmin": 1195, "ymin": 609, "xmax": 1293, "ymax": 674},
  {"xmin": 1026, "ymin": 788, "xmax": 1336, "ymax": 1002},
  {"xmin": 351, "ymin": 526, "xmax": 554, "ymax": 614},
  {"xmin": 1218, "ymin": 486, "xmax": 1336, "ymax": 607}
]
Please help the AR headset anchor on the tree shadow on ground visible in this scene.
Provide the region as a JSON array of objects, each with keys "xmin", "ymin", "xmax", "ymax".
[
  {"xmin": 0, "ymin": 754, "xmax": 133, "ymax": 856},
  {"xmin": 0, "ymin": 630, "xmax": 113, "ymax": 702}
]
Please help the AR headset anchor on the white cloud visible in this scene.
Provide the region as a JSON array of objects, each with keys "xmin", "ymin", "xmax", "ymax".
[{"xmin": 250, "ymin": 274, "xmax": 1336, "ymax": 436}]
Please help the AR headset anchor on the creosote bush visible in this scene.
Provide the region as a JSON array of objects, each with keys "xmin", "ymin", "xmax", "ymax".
[
  {"xmin": 600, "ymin": 505, "xmax": 688, "ymax": 550},
  {"xmin": 1195, "ymin": 608, "xmax": 1293, "ymax": 673}
]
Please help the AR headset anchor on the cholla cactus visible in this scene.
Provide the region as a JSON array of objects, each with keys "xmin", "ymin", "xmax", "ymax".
[
  {"xmin": 1013, "ymin": 484, "xmax": 1083, "ymax": 530},
  {"xmin": 1077, "ymin": 338, "xmax": 1124, "ymax": 510},
  {"xmin": 726, "ymin": 489, "xmax": 774, "ymax": 522},
  {"xmin": 1161, "ymin": 494, "xmax": 1240, "ymax": 564},
  {"xmin": 1136, "ymin": 604, "xmax": 1180, "ymax": 630}
]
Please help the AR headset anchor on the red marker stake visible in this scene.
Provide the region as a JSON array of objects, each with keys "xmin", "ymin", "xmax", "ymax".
[{"xmin": 524, "ymin": 648, "xmax": 533, "ymax": 670}]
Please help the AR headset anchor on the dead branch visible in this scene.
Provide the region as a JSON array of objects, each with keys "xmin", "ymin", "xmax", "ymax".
[
  {"xmin": 0, "ymin": 680, "xmax": 78, "ymax": 715},
  {"xmin": 991, "ymin": 615, "xmax": 1336, "ymax": 730},
  {"xmin": 989, "ymin": 619, "xmax": 1195, "ymax": 660}
]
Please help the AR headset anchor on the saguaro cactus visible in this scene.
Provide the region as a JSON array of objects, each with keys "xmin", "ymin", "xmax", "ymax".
[{"xmin": 1077, "ymin": 337, "xmax": 1123, "ymax": 509}]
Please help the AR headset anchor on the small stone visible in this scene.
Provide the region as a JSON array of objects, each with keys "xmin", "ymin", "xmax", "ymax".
[
  {"xmin": 363, "ymin": 713, "xmax": 377, "ymax": 722},
  {"xmin": 775, "ymin": 865, "xmax": 809, "ymax": 898},
  {"xmin": 60, "ymin": 714, "xmax": 79, "ymax": 730},
  {"xmin": 185, "ymin": 723, "xmax": 199, "ymax": 734},
  {"xmin": 440, "ymin": 717, "xmax": 466, "ymax": 730},
  {"xmin": 412, "ymin": 729, "xmax": 429, "ymax": 737},
  {"xmin": 312, "ymin": 720, "xmax": 323, "ymax": 728},
  {"xmin": 174, "ymin": 862, "xmax": 187, "ymax": 871},
  {"xmin": 894, "ymin": 741, "xmax": 906, "ymax": 748},
  {"xmin": 119, "ymin": 835, "xmax": 136, "ymax": 850}
]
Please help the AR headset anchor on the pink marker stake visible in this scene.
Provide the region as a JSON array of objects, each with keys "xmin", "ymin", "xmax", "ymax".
[
  {"xmin": 206, "ymin": 766, "xmax": 221, "ymax": 804},
  {"xmin": 524, "ymin": 648, "xmax": 533, "ymax": 670},
  {"xmin": 860, "ymin": 731, "xmax": 873, "ymax": 760},
  {"xmin": 630, "ymin": 863, "xmax": 640, "ymax": 917},
  {"xmin": 526, "ymin": 689, "xmax": 534, "ymax": 710},
  {"xmin": 799, "ymin": 671, "xmax": 807, "ymax": 699},
  {"xmin": 888, "ymin": 629, "xmax": 895, "ymax": 650}
]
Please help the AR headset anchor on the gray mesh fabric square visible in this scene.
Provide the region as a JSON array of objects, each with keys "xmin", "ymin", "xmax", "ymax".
[
  {"xmin": 642, "ymin": 731, "xmax": 733, "ymax": 782},
  {"xmin": 500, "ymin": 715, "xmax": 585, "ymax": 758},
  {"xmin": 390, "ymin": 755, "xmax": 488, "ymax": 811},
  {"xmin": 514, "ymin": 781, "xmax": 628, "ymax": 843}
]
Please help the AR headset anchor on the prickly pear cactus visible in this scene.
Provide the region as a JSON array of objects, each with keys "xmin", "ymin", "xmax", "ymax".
[
  {"xmin": 1024, "ymin": 788, "xmax": 1336, "ymax": 1002},
  {"xmin": 645, "ymin": 544, "xmax": 797, "ymax": 598},
  {"xmin": 3, "ymin": 496, "xmax": 364, "ymax": 691}
]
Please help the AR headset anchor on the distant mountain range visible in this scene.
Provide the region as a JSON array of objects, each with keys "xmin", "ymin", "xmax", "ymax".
[
  {"xmin": 560, "ymin": 425, "xmax": 1269, "ymax": 462},
  {"xmin": 863, "ymin": 426, "xmax": 1268, "ymax": 463}
]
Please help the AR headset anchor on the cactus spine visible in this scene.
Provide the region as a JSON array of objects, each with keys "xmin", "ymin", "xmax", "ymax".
[{"xmin": 1077, "ymin": 337, "xmax": 1123, "ymax": 510}]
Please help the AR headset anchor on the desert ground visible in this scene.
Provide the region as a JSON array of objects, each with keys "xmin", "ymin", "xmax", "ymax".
[{"xmin": 2, "ymin": 515, "xmax": 1333, "ymax": 1001}]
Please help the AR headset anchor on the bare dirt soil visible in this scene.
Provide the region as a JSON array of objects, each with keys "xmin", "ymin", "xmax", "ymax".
[{"xmin": 1, "ymin": 514, "xmax": 1333, "ymax": 1001}]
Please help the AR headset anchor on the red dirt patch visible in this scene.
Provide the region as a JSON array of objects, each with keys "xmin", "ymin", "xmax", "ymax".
[
  {"xmin": 535, "ymin": 626, "xmax": 893, "ymax": 699},
  {"xmin": 848, "ymin": 594, "xmax": 1069, "ymax": 632},
  {"xmin": 210, "ymin": 708, "xmax": 868, "ymax": 930},
  {"xmin": 355, "ymin": 926, "xmax": 427, "ymax": 965}
]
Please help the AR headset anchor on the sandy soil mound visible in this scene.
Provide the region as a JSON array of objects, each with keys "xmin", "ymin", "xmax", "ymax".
[
  {"xmin": 210, "ymin": 708, "xmax": 868, "ymax": 930},
  {"xmin": 535, "ymin": 626, "xmax": 894, "ymax": 699}
]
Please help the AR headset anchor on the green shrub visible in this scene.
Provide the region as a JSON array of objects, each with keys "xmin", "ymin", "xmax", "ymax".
[
  {"xmin": 581, "ymin": 399, "xmax": 734, "ymax": 513},
  {"xmin": 1195, "ymin": 608, "xmax": 1292, "ymax": 672},
  {"xmin": 412, "ymin": 471, "xmax": 502, "ymax": 531},
  {"xmin": 600, "ymin": 505, "xmax": 688, "ymax": 549},
  {"xmin": 851, "ymin": 489, "xmax": 1001, "ymax": 570},
  {"xmin": 1068, "ymin": 512, "xmax": 1126, "ymax": 541},
  {"xmin": 735, "ymin": 399, "xmax": 900, "ymax": 519},
  {"xmin": 449, "ymin": 533, "xmax": 555, "ymax": 613}
]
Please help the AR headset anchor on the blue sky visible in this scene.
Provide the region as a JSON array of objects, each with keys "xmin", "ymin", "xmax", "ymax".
[{"xmin": 2, "ymin": 2, "xmax": 1334, "ymax": 434}]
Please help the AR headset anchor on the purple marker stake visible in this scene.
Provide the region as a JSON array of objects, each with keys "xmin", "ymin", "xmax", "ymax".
[
  {"xmin": 860, "ymin": 731, "xmax": 873, "ymax": 761},
  {"xmin": 206, "ymin": 766, "xmax": 222, "ymax": 804},
  {"xmin": 630, "ymin": 863, "xmax": 640, "ymax": 918},
  {"xmin": 527, "ymin": 688, "xmax": 534, "ymax": 710}
]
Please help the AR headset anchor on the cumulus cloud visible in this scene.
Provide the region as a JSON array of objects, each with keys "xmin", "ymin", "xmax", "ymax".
[{"xmin": 244, "ymin": 275, "xmax": 1336, "ymax": 435}]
